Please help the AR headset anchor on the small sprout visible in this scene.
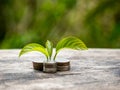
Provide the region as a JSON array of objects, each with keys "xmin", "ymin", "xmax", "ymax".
[{"xmin": 19, "ymin": 36, "xmax": 88, "ymax": 61}]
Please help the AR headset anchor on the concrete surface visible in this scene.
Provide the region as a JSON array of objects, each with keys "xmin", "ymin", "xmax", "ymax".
[{"xmin": 0, "ymin": 49, "xmax": 120, "ymax": 90}]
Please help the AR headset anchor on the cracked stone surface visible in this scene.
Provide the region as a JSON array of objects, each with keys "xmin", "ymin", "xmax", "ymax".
[{"xmin": 0, "ymin": 49, "xmax": 120, "ymax": 90}]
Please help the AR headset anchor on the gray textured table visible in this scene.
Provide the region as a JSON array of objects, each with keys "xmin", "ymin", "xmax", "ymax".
[{"xmin": 0, "ymin": 49, "xmax": 120, "ymax": 90}]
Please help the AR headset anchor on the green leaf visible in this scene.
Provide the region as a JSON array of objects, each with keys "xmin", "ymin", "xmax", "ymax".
[
  {"xmin": 56, "ymin": 36, "xmax": 88, "ymax": 53},
  {"xmin": 19, "ymin": 43, "xmax": 48, "ymax": 59},
  {"xmin": 45, "ymin": 40, "xmax": 53, "ymax": 60},
  {"xmin": 54, "ymin": 36, "xmax": 88, "ymax": 60}
]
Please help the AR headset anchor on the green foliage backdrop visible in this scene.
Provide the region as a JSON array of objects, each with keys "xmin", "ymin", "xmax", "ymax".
[{"xmin": 0, "ymin": 0, "xmax": 120, "ymax": 48}]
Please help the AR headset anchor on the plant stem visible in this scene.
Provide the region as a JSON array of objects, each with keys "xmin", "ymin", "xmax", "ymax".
[
  {"xmin": 46, "ymin": 56, "xmax": 49, "ymax": 62},
  {"xmin": 53, "ymin": 53, "xmax": 57, "ymax": 61}
]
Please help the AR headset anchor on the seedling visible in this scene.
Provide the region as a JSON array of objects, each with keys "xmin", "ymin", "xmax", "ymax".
[
  {"xmin": 19, "ymin": 36, "xmax": 87, "ymax": 60},
  {"xmin": 19, "ymin": 36, "xmax": 88, "ymax": 72}
]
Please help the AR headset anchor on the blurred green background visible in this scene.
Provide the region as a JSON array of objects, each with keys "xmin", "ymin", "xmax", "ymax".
[{"xmin": 0, "ymin": 0, "xmax": 120, "ymax": 49}]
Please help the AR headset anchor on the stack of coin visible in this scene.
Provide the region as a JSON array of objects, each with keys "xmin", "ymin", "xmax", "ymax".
[
  {"xmin": 43, "ymin": 61, "xmax": 57, "ymax": 73},
  {"xmin": 56, "ymin": 58, "xmax": 70, "ymax": 71},
  {"xmin": 32, "ymin": 61, "xmax": 43, "ymax": 71}
]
